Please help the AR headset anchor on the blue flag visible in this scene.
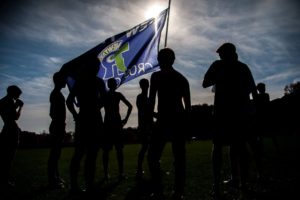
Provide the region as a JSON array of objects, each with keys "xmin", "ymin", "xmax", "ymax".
[{"xmin": 61, "ymin": 8, "xmax": 168, "ymax": 89}]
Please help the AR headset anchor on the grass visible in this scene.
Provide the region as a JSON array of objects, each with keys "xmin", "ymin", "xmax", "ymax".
[{"xmin": 2, "ymin": 134, "xmax": 300, "ymax": 200}]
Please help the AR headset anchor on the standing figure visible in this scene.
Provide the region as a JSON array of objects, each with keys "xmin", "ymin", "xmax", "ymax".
[
  {"xmin": 136, "ymin": 78, "xmax": 153, "ymax": 180},
  {"xmin": 66, "ymin": 57, "xmax": 106, "ymax": 194},
  {"xmin": 252, "ymin": 82, "xmax": 271, "ymax": 180},
  {"xmin": 256, "ymin": 82, "xmax": 270, "ymax": 133},
  {"xmin": 102, "ymin": 78, "xmax": 132, "ymax": 181},
  {"xmin": 47, "ymin": 71, "xmax": 67, "ymax": 189},
  {"xmin": 148, "ymin": 48, "xmax": 191, "ymax": 200},
  {"xmin": 202, "ymin": 43, "xmax": 257, "ymax": 198},
  {"xmin": 0, "ymin": 85, "xmax": 23, "ymax": 190}
]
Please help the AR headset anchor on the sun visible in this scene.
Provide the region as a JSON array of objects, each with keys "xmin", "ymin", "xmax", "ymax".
[{"xmin": 144, "ymin": 3, "xmax": 166, "ymax": 19}]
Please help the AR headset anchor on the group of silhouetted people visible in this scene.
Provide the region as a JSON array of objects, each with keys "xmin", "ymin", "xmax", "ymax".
[{"xmin": 0, "ymin": 43, "xmax": 273, "ymax": 200}]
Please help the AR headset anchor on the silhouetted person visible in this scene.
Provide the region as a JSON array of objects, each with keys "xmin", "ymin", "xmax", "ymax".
[
  {"xmin": 256, "ymin": 82, "xmax": 280, "ymax": 152},
  {"xmin": 256, "ymin": 82, "xmax": 270, "ymax": 136},
  {"xmin": 202, "ymin": 43, "xmax": 257, "ymax": 198},
  {"xmin": 0, "ymin": 85, "xmax": 23, "ymax": 190},
  {"xmin": 47, "ymin": 71, "xmax": 67, "ymax": 189},
  {"xmin": 148, "ymin": 48, "xmax": 191, "ymax": 200},
  {"xmin": 102, "ymin": 78, "xmax": 132, "ymax": 181},
  {"xmin": 136, "ymin": 78, "xmax": 153, "ymax": 180},
  {"xmin": 66, "ymin": 58, "xmax": 106, "ymax": 194},
  {"xmin": 250, "ymin": 82, "xmax": 271, "ymax": 180}
]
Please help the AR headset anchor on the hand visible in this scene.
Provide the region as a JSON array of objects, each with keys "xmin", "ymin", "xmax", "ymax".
[
  {"xmin": 153, "ymin": 112, "xmax": 158, "ymax": 119},
  {"xmin": 15, "ymin": 99, "xmax": 24, "ymax": 107},
  {"xmin": 121, "ymin": 118, "xmax": 128, "ymax": 126},
  {"xmin": 73, "ymin": 113, "xmax": 79, "ymax": 122}
]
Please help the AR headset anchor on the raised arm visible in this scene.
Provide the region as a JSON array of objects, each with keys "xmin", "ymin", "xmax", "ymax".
[
  {"xmin": 120, "ymin": 94, "xmax": 132, "ymax": 126},
  {"xmin": 66, "ymin": 88, "xmax": 78, "ymax": 121},
  {"xmin": 202, "ymin": 62, "xmax": 217, "ymax": 88}
]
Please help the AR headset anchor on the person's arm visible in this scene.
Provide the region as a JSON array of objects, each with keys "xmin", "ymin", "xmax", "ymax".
[
  {"xmin": 97, "ymin": 77, "xmax": 107, "ymax": 109},
  {"xmin": 202, "ymin": 62, "xmax": 217, "ymax": 88},
  {"xmin": 120, "ymin": 94, "xmax": 132, "ymax": 126},
  {"xmin": 66, "ymin": 87, "xmax": 78, "ymax": 121},
  {"xmin": 15, "ymin": 99, "xmax": 23, "ymax": 120},
  {"xmin": 149, "ymin": 73, "xmax": 157, "ymax": 117},
  {"xmin": 247, "ymin": 65, "xmax": 258, "ymax": 102},
  {"xmin": 183, "ymin": 80, "xmax": 191, "ymax": 112},
  {"xmin": 266, "ymin": 93, "xmax": 270, "ymax": 102}
]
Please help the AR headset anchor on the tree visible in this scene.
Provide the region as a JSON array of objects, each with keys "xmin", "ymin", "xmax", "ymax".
[{"xmin": 284, "ymin": 81, "xmax": 300, "ymax": 96}]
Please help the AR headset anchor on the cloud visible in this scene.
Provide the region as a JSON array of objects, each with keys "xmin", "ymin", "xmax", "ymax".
[{"xmin": 1, "ymin": 0, "xmax": 299, "ymax": 133}]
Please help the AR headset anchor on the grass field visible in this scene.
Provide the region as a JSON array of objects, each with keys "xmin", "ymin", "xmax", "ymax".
[{"xmin": 1, "ymin": 134, "xmax": 299, "ymax": 200}]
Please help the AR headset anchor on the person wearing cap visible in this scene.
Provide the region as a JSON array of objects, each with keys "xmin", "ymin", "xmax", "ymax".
[
  {"xmin": 202, "ymin": 43, "xmax": 257, "ymax": 198},
  {"xmin": 0, "ymin": 85, "xmax": 23, "ymax": 190},
  {"xmin": 148, "ymin": 48, "xmax": 191, "ymax": 200}
]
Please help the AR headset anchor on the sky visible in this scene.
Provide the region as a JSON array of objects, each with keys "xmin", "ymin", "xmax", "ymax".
[{"xmin": 1, "ymin": 0, "xmax": 300, "ymax": 134}]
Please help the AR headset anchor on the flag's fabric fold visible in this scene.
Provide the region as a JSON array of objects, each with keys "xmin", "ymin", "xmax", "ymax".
[{"xmin": 60, "ymin": 8, "xmax": 168, "ymax": 89}]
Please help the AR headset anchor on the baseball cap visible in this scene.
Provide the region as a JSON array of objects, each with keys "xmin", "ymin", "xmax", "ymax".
[{"xmin": 216, "ymin": 43, "xmax": 236, "ymax": 53}]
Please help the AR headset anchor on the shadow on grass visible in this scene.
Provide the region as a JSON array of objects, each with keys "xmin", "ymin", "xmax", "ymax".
[{"xmin": 123, "ymin": 178, "xmax": 153, "ymax": 200}]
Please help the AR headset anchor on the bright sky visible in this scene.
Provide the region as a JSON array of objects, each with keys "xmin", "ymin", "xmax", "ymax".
[{"xmin": 1, "ymin": 0, "xmax": 300, "ymax": 133}]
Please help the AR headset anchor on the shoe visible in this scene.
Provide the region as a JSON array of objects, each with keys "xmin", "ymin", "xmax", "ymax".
[
  {"xmin": 103, "ymin": 174, "xmax": 111, "ymax": 183},
  {"xmin": 118, "ymin": 174, "xmax": 128, "ymax": 181},
  {"xmin": 223, "ymin": 178, "xmax": 240, "ymax": 188},
  {"xmin": 210, "ymin": 185, "xmax": 221, "ymax": 200},
  {"xmin": 0, "ymin": 181, "xmax": 15, "ymax": 191},
  {"xmin": 136, "ymin": 170, "xmax": 145, "ymax": 177},
  {"xmin": 7, "ymin": 181, "xmax": 15, "ymax": 188},
  {"xmin": 48, "ymin": 182, "xmax": 65, "ymax": 189},
  {"xmin": 136, "ymin": 169, "xmax": 145, "ymax": 174},
  {"xmin": 150, "ymin": 191, "xmax": 165, "ymax": 200},
  {"xmin": 56, "ymin": 177, "xmax": 65, "ymax": 184},
  {"xmin": 69, "ymin": 187, "xmax": 86, "ymax": 196},
  {"xmin": 171, "ymin": 191, "xmax": 184, "ymax": 200},
  {"xmin": 136, "ymin": 170, "xmax": 145, "ymax": 181}
]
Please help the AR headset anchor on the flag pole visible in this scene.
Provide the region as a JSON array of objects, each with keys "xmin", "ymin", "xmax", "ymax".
[{"xmin": 164, "ymin": 0, "xmax": 171, "ymax": 47}]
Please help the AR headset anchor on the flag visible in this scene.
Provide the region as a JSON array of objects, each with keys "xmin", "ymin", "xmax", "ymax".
[{"xmin": 60, "ymin": 8, "xmax": 168, "ymax": 89}]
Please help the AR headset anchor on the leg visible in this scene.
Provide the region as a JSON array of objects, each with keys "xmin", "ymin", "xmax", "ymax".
[
  {"xmin": 0, "ymin": 144, "xmax": 17, "ymax": 187},
  {"xmin": 0, "ymin": 128, "xmax": 18, "ymax": 188},
  {"xmin": 47, "ymin": 134, "xmax": 63, "ymax": 186},
  {"xmin": 85, "ymin": 145, "xmax": 99, "ymax": 191},
  {"xmin": 147, "ymin": 134, "xmax": 166, "ymax": 194},
  {"xmin": 116, "ymin": 146, "xmax": 125, "ymax": 179},
  {"xmin": 229, "ymin": 143, "xmax": 240, "ymax": 185},
  {"xmin": 172, "ymin": 136, "xmax": 186, "ymax": 196},
  {"xmin": 47, "ymin": 146, "xmax": 59, "ymax": 185},
  {"xmin": 137, "ymin": 142, "xmax": 149, "ymax": 175},
  {"xmin": 70, "ymin": 144, "xmax": 85, "ymax": 191},
  {"xmin": 211, "ymin": 142, "xmax": 223, "ymax": 197},
  {"xmin": 102, "ymin": 148, "xmax": 110, "ymax": 180}
]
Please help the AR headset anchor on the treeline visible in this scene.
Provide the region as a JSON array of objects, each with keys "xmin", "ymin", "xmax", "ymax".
[
  {"xmin": 19, "ymin": 131, "xmax": 73, "ymax": 148},
  {"xmin": 18, "ymin": 82, "xmax": 300, "ymax": 148},
  {"xmin": 18, "ymin": 128, "xmax": 141, "ymax": 149}
]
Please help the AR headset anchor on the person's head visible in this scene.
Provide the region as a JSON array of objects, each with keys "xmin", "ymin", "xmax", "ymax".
[
  {"xmin": 257, "ymin": 82, "xmax": 266, "ymax": 93},
  {"xmin": 216, "ymin": 42, "xmax": 237, "ymax": 61},
  {"xmin": 139, "ymin": 78, "xmax": 149, "ymax": 91},
  {"xmin": 53, "ymin": 71, "xmax": 66, "ymax": 89},
  {"xmin": 107, "ymin": 78, "xmax": 117, "ymax": 91},
  {"xmin": 7, "ymin": 85, "xmax": 22, "ymax": 100},
  {"xmin": 157, "ymin": 48, "xmax": 175, "ymax": 69}
]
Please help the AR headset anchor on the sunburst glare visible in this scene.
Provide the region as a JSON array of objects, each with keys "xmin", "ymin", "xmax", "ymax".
[{"xmin": 145, "ymin": 3, "xmax": 166, "ymax": 19}]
